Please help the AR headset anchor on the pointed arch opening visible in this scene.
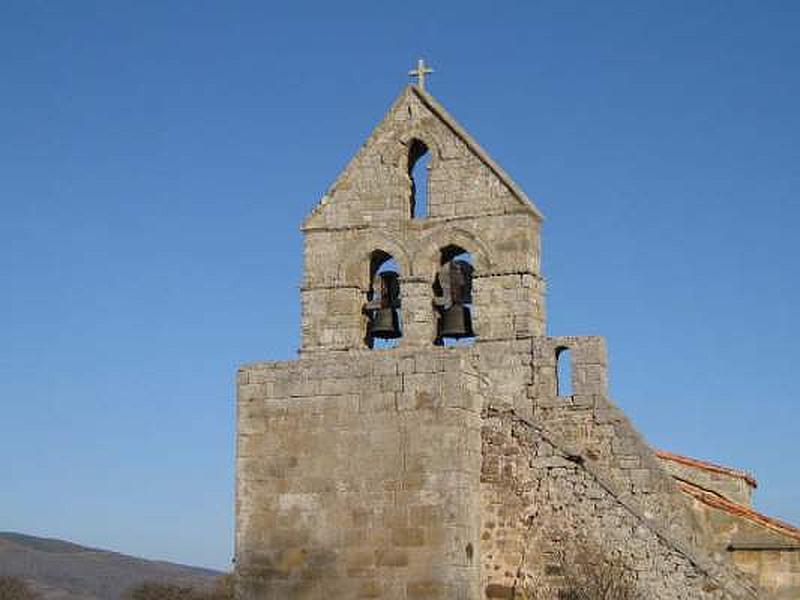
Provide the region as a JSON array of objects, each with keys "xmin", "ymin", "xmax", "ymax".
[
  {"xmin": 365, "ymin": 250, "xmax": 402, "ymax": 349},
  {"xmin": 408, "ymin": 139, "xmax": 430, "ymax": 219},
  {"xmin": 433, "ymin": 245, "xmax": 475, "ymax": 346}
]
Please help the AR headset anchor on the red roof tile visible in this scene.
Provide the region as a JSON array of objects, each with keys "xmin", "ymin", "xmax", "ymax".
[
  {"xmin": 677, "ymin": 479, "xmax": 800, "ymax": 543},
  {"xmin": 656, "ymin": 450, "xmax": 758, "ymax": 488}
]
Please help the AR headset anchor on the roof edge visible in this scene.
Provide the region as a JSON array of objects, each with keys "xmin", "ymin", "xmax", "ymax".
[
  {"xmin": 676, "ymin": 480, "xmax": 800, "ymax": 543},
  {"xmin": 656, "ymin": 450, "xmax": 758, "ymax": 488},
  {"xmin": 728, "ymin": 542, "xmax": 800, "ymax": 551},
  {"xmin": 302, "ymin": 87, "xmax": 414, "ymax": 229}
]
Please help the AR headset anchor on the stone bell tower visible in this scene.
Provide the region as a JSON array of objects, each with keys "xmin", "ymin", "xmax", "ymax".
[
  {"xmin": 299, "ymin": 81, "xmax": 546, "ymax": 353},
  {"xmin": 235, "ymin": 69, "xmax": 760, "ymax": 600}
]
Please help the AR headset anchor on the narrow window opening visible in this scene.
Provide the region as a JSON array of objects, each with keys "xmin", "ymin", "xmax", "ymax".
[
  {"xmin": 556, "ymin": 347, "xmax": 573, "ymax": 396},
  {"xmin": 365, "ymin": 251, "xmax": 402, "ymax": 349},
  {"xmin": 434, "ymin": 245, "xmax": 475, "ymax": 346},
  {"xmin": 408, "ymin": 139, "xmax": 430, "ymax": 218}
]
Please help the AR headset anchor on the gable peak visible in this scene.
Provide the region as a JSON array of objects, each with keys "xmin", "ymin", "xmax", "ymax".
[{"xmin": 303, "ymin": 83, "xmax": 543, "ymax": 230}]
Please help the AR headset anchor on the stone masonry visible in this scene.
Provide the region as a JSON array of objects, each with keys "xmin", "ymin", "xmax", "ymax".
[
  {"xmin": 656, "ymin": 452, "xmax": 800, "ymax": 599},
  {"xmin": 234, "ymin": 84, "xmax": 781, "ymax": 598}
]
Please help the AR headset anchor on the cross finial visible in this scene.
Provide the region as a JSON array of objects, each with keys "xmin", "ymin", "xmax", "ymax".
[{"xmin": 408, "ymin": 58, "xmax": 434, "ymax": 91}]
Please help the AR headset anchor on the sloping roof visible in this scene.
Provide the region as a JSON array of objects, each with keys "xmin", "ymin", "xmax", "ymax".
[
  {"xmin": 409, "ymin": 85, "xmax": 544, "ymax": 220},
  {"xmin": 656, "ymin": 449, "xmax": 758, "ymax": 488},
  {"xmin": 676, "ymin": 479, "xmax": 800, "ymax": 546}
]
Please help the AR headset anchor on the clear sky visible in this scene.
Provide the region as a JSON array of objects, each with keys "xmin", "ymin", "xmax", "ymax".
[{"xmin": 2, "ymin": 1, "xmax": 798, "ymax": 570}]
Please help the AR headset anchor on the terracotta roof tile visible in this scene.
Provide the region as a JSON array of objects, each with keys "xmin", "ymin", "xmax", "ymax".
[
  {"xmin": 676, "ymin": 479, "xmax": 800, "ymax": 543},
  {"xmin": 656, "ymin": 450, "xmax": 758, "ymax": 488}
]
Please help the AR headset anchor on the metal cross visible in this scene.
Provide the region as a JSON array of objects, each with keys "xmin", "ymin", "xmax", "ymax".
[{"xmin": 408, "ymin": 58, "xmax": 434, "ymax": 91}]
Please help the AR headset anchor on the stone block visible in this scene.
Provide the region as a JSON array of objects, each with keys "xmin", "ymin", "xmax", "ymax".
[
  {"xmin": 375, "ymin": 547, "xmax": 409, "ymax": 568},
  {"xmin": 406, "ymin": 580, "xmax": 446, "ymax": 598}
]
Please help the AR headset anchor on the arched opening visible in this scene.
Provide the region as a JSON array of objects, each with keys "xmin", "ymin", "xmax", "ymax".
[
  {"xmin": 408, "ymin": 139, "xmax": 430, "ymax": 219},
  {"xmin": 433, "ymin": 245, "xmax": 475, "ymax": 346},
  {"xmin": 365, "ymin": 250, "xmax": 402, "ymax": 349},
  {"xmin": 556, "ymin": 347, "xmax": 573, "ymax": 396}
]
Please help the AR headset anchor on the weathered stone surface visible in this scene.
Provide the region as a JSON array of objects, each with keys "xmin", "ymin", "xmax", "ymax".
[
  {"xmin": 236, "ymin": 348, "xmax": 483, "ymax": 599},
  {"xmin": 233, "ymin": 83, "xmax": 793, "ymax": 598},
  {"xmin": 479, "ymin": 409, "xmax": 760, "ymax": 599},
  {"xmin": 299, "ymin": 86, "xmax": 545, "ymax": 354}
]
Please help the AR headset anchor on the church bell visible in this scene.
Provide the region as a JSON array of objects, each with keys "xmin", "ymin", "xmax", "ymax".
[
  {"xmin": 439, "ymin": 304, "xmax": 472, "ymax": 339},
  {"xmin": 370, "ymin": 307, "xmax": 401, "ymax": 339},
  {"xmin": 366, "ymin": 270, "xmax": 402, "ymax": 340},
  {"xmin": 435, "ymin": 258, "xmax": 474, "ymax": 340}
]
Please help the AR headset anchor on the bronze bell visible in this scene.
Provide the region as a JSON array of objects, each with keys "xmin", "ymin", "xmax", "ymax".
[
  {"xmin": 439, "ymin": 304, "xmax": 473, "ymax": 339},
  {"xmin": 370, "ymin": 307, "xmax": 401, "ymax": 339}
]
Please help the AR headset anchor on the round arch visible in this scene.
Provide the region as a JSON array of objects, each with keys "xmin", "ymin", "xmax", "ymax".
[
  {"xmin": 343, "ymin": 235, "xmax": 412, "ymax": 289},
  {"xmin": 411, "ymin": 227, "xmax": 493, "ymax": 279}
]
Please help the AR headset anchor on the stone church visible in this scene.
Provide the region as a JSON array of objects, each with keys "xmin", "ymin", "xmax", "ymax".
[{"xmin": 234, "ymin": 71, "xmax": 799, "ymax": 599}]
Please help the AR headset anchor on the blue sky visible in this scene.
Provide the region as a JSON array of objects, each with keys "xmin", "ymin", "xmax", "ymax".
[{"xmin": 1, "ymin": 1, "xmax": 798, "ymax": 570}]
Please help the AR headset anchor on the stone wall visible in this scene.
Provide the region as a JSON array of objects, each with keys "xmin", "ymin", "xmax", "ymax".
[
  {"xmin": 479, "ymin": 409, "xmax": 759, "ymax": 599},
  {"xmin": 731, "ymin": 550, "xmax": 800, "ymax": 599},
  {"xmin": 471, "ymin": 335, "xmax": 760, "ymax": 598},
  {"xmin": 236, "ymin": 347, "xmax": 483, "ymax": 599},
  {"xmin": 529, "ymin": 336, "xmax": 717, "ymax": 551},
  {"xmin": 236, "ymin": 335, "xmax": 764, "ymax": 598}
]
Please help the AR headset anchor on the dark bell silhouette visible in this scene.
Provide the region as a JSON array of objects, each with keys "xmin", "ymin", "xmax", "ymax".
[
  {"xmin": 435, "ymin": 259, "xmax": 475, "ymax": 339},
  {"xmin": 370, "ymin": 307, "xmax": 401, "ymax": 339},
  {"xmin": 366, "ymin": 270, "xmax": 402, "ymax": 339},
  {"xmin": 439, "ymin": 304, "xmax": 472, "ymax": 339}
]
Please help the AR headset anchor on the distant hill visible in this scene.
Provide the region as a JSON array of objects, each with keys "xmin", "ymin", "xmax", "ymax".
[{"xmin": 0, "ymin": 532, "xmax": 223, "ymax": 600}]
